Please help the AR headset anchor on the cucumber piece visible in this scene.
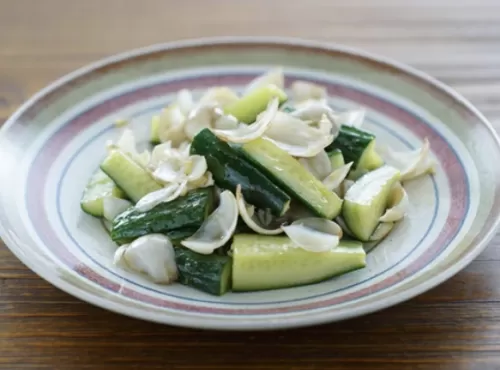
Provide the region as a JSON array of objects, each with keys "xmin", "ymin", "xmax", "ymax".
[
  {"xmin": 224, "ymin": 85, "xmax": 287, "ymax": 123},
  {"xmin": 80, "ymin": 169, "xmax": 127, "ymax": 217},
  {"xmin": 343, "ymin": 166, "xmax": 400, "ymax": 241},
  {"xmin": 175, "ymin": 247, "xmax": 232, "ymax": 296},
  {"xmin": 327, "ymin": 149, "xmax": 345, "ymax": 169},
  {"xmin": 111, "ymin": 187, "xmax": 214, "ymax": 244},
  {"xmin": 327, "ymin": 126, "xmax": 384, "ymax": 175},
  {"xmin": 240, "ymin": 138, "xmax": 343, "ymax": 219},
  {"xmin": 191, "ymin": 129, "xmax": 291, "ymax": 216},
  {"xmin": 150, "ymin": 115, "xmax": 161, "ymax": 144},
  {"xmin": 231, "ymin": 234, "xmax": 366, "ymax": 291},
  {"xmin": 100, "ymin": 150, "xmax": 162, "ymax": 203}
]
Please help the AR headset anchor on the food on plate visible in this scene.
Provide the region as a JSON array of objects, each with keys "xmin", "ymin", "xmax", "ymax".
[{"xmin": 80, "ymin": 68, "xmax": 436, "ymax": 295}]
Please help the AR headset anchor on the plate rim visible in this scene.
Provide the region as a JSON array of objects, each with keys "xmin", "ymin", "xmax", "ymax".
[{"xmin": 1, "ymin": 36, "xmax": 500, "ymax": 330}]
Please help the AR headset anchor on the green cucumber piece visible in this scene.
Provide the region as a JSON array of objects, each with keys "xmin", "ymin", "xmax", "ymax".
[
  {"xmin": 80, "ymin": 169, "xmax": 127, "ymax": 217},
  {"xmin": 240, "ymin": 138, "xmax": 343, "ymax": 219},
  {"xmin": 327, "ymin": 149, "xmax": 345, "ymax": 169},
  {"xmin": 231, "ymin": 234, "xmax": 366, "ymax": 291},
  {"xmin": 224, "ymin": 85, "xmax": 287, "ymax": 123},
  {"xmin": 111, "ymin": 187, "xmax": 214, "ymax": 244},
  {"xmin": 327, "ymin": 126, "xmax": 384, "ymax": 175},
  {"xmin": 100, "ymin": 150, "xmax": 162, "ymax": 203},
  {"xmin": 191, "ymin": 129, "xmax": 290, "ymax": 216},
  {"xmin": 343, "ymin": 166, "xmax": 400, "ymax": 241},
  {"xmin": 150, "ymin": 115, "xmax": 161, "ymax": 144},
  {"xmin": 175, "ymin": 247, "xmax": 232, "ymax": 296}
]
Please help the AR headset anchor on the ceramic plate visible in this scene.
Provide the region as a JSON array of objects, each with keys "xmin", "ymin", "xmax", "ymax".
[{"xmin": 1, "ymin": 37, "xmax": 499, "ymax": 330}]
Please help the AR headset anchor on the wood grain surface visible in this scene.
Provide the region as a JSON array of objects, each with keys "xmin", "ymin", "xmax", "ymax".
[{"xmin": 1, "ymin": 0, "xmax": 500, "ymax": 369}]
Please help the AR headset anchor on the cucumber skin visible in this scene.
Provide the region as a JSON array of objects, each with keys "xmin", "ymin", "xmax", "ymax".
[
  {"xmin": 110, "ymin": 187, "xmax": 214, "ymax": 244},
  {"xmin": 174, "ymin": 247, "xmax": 232, "ymax": 296},
  {"xmin": 191, "ymin": 129, "xmax": 291, "ymax": 216},
  {"xmin": 326, "ymin": 126, "xmax": 374, "ymax": 169}
]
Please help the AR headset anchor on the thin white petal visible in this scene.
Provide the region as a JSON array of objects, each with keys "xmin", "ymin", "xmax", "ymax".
[
  {"xmin": 369, "ymin": 222, "xmax": 395, "ymax": 241},
  {"xmin": 183, "ymin": 104, "xmax": 217, "ymax": 141},
  {"xmin": 153, "ymin": 159, "xmax": 185, "ymax": 184},
  {"xmin": 177, "ymin": 89, "xmax": 195, "ymax": 116},
  {"xmin": 157, "ymin": 106, "xmax": 188, "ymax": 146},
  {"xmin": 212, "ymin": 97, "xmax": 279, "ymax": 143},
  {"xmin": 244, "ymin": 68, "xmax": 284, "ymax": 94},
  {"xmin": 291, "ymin": 100, "xmax": 334, "ymax": 121},
  {"xmin": 199, "ymin": 87, "xmax": 239, "ymax": 107},
  {"xmin": 331, "ymin": 108, "xmax": 366, "ymax": 128},
  {"xmin": 380, "ymin": 183, "xmax": 409, "ymax": 222},
  {"xmin": 103, "ymin": 196, "xmax": 132, "ymax": 221},
  {"xmin": 181, "ymin": 190, "xmax": 238, "ymax": 254},
  {"xmin": 322, "ymin": 162, "xmax": 354, "ymax": 191},
  {"xmin": 236, "ymin": 185, "xmax": 282, "ymax": 235},
  {"xmin": 134, "ymin": 184, "xmax": 180, "ymax": 212},
  {"xmin": 186, "ymin": 155, "xmax": 208, "ymax": 182},
  {"xmin": 299, "ymin": 151, "xmax": 332, "ymax": 180},
  {"xmin": 281, "ymin": 218, "xmax": 342, "ymax": 252},
  {"xmin": 291, "ymin": 81, "xmax": 327, "ymax": 102}
]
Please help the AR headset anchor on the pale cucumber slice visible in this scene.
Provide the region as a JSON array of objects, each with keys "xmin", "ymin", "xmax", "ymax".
[
  {"xmin": 80, "ymin": 169, "xmax": 126, "ymax": 217},
  {"xmin": 241, "ymin": 138, "xmax": 343, "ymax": 219},
  {"xmin": 343, "ymin": 165, "xmax": 400, "ymax": 241},
  {"xmin": 231, "ymin": 234, "xmax": 366, "ymax": 291},
  {"xmin": 224, "ymin": 85, "xmax": 287, "ymax": 124},
  {"xmin": 100, "ymin": 150, "xmax": 162, "ymax": 203}
]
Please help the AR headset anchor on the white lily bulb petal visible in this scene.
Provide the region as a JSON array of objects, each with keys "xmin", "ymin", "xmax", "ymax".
[
  {"xmin": 185, "ymin": 155, "xmax": 208, "ymax": 182},
  {"xmin": 332, "ymin": 108, "xmax": 366, "ymax": 128},
  {"xmin": 134, "ymin": 183, "xmax": 180, "ymax": 212},
  {"xmin": 369, "ymin": 222, "xmax": 395, "ymax": 241},
  {"xmin": 114, "ymin": 234, "xmax": 178, "ymax": 284},
  {"xmin": 235, "ymin": 185, "xmax": 282, "ymax": 235},
  {"xmin": 181, "ymin": 190, "xmax": 238, "ymax": 254},
  {"xmin": 212, "ymin": 97, "xmax": 279, "ymax": 143},
  {"xmin": 264, "ymin": 112, "xmax": 334, "ymax": 157},
  {"xmin": 103, "ymin": 196, "xmax": 132, "ymax": 221},
  {"xmin": 115, "ymin": 128, "xmax": 138, "ymax": 155},
  {"xmin": 184, "ymin": 104, "xmax": 216, "ymax": 141},
  {"xmin": 291, "ymin": 80, "xmax": 327, "ymax": 102},
  {"xmin": 380, "ymin": 183, "xmax": 409, "ymax": 222},
  {"xmin": 135, "ymin": 150, "xmax": 151, "ymax": 168},
  {"xmin": 381, "ymin": 138, "xmax": 436, "ymax": 181},
  {"xmin": 177, "ymin": 89, "xmax": 195, "ymax": 116},
  {"xmin": 322, "ymin": 162, "xmax": 354, "ymax": 191},
  {"xmin": 335, "ymin": 217, "xmax": 354, "ymax": 238},
  {"xmin": 299, "ymin": 151, "xmax": 332, "ymax": 180},
  {"xmin": 244, "ymin": 68, "xmax": 284, "ymax": 94},
  {"xmin": 153, "ymin": 158, "xmax": 185, "ymax": 184},
  {"xmin": 282, "ymin": 218, "xmax": 342, "ymax": 252},
  {"xmin": 291, "ymin": 100, "xmax": 334, "ymax": 121},
  {"xmin": 199, "ymin": 87, "xmax": 239, "ymax": 107},
  {"xmin": 157, "ymin": 106, "xmax": 188, "ymax": 146},
  {"xmin": 213, "ymin": 114, "xmax": 239, "ymax": 130}
]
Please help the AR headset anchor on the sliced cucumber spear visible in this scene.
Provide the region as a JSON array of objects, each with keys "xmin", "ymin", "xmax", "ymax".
[
  {"xmin": 327, "ymin": 149, "xmax": 345, "ymax": 170},
  {"xmin": 80, "ymin": 169, "xmax": 127, "ymax": 217},
  {"xmin": 343, "ymin": 165, "xmax": 400, "ymax": 241},
  {"xmin": 231, "ymin": 234, "xmax": 366, "ymax": 292},
  {"xmin": 100, "ymin": 150, "xmax": 162, "ymax": 203},
  {"xmin": 224, "ymin": 85, "xmax": 287, "ymax": 124},
  {"xmin": 240, "ymin": 138, "xmax": 343, "ymax": 219}
]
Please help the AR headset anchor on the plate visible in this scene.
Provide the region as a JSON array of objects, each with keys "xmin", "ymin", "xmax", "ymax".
[{"xmin": 1, "ymin": 37, "xmax": 499, "ymax": 330}]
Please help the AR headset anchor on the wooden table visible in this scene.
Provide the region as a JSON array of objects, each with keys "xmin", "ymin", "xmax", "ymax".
[{"xmin": 1, "ymin": 1, "xmax": 500, "ymax": 368}]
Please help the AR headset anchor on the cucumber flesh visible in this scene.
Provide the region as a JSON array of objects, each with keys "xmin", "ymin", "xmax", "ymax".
[
  {"xmin": 327, "ymin": 149, "xmax": 345, "ymax": 169},
  {"xmin": 175, "ymin": 247, "xmax": 232, "ymax": 296},
  {"xmin": 343, "ymin": 166, "xmax": 400, "ymax": 241},
  {"xmin": 111, "ymin": 187, "xmax": 214, "ymax": 244},
  {"xmin": 150, "ymin": 115, "xmax": 161, "ymax": 144},
  {"xmin": 80, "ymin": 169, "xmax": 126, "ymax": 217},
  {"xmin": 100, "ymin": 150, "xmax": 162, "ymax": 203},
  {"xmin": 231, "ymin": 234, "xmax": 366, "ymax": 291},
  {"xmin": 240, "ymin": 138, "xmax": 343, "ymax": 219},
  {"xmin": 191, "ymin": 129, "xmax": 291, "ymax": 216},
  {"xmin": 224, "ymin": 85, "xmax": 287, "ymax": 124},
  {"xmin": 348, "ymin": 140, "xmax": 384, "ymax": 180}
]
